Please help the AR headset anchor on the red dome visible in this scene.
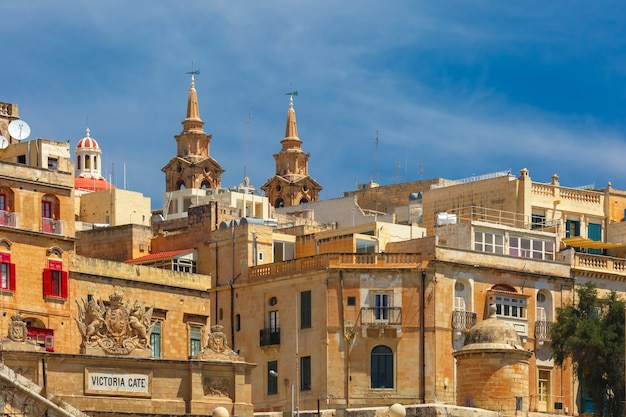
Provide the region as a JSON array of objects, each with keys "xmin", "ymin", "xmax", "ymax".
[
  {"xmin": 74, "ymin": 176, "xmax": 114, "ymax": 192},
  {"xmin": 76, "ymin": 137, "xmax": 100, "ymax": 149}
]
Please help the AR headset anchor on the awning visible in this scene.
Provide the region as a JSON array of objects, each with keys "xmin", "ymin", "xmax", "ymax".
[{"xmin": 562, "ymin": 237, "xmax": 626, "ymax": 249}]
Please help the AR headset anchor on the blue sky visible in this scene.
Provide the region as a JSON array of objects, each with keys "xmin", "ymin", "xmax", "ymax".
[{"xmin": 3, "ymin": 1, "xmax": 626, "ymax": 208}]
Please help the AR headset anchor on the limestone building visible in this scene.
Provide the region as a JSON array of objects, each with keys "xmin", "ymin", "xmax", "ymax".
[
  {"xmin": 0, "ymin": 102, "xmax": 254, "ymax": 416},
  {"xmin": 261, "ymin": 96, "xmax": 322, "ymax": 208}
]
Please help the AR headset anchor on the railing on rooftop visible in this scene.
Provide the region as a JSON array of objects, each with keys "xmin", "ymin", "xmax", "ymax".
[
  {"xmin": 531, "ymin": 182, "xmax": 602, "ymax": 205},
  {"xmin": 430, "ymin": 170, "xmax": 513, "ymax": 190},
  {"xmin": 249, "ymin": 253, "xmax": 422, "ymax": 279},
  {"xmin": 574, "ymin": 253, "xmax": 626, "ymax": 275},
  {"xmin": 444, "ymin": 206, "xmax": 560, "ymax": 231}
]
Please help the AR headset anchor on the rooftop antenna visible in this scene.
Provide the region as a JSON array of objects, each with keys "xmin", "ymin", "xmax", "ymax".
[
  {"xmin": 418, "ymin": 156, "xmax": 424, "ymax": 180},
  {"xmin": 374, "ymin": 130, "xmax": 379, "ymax": 184},
  {"xmin": 244, "ymin": 107, "xmax": 252, "ymax": 182}
]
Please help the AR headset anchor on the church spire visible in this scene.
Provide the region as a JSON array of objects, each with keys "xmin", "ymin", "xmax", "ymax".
[
  {"xmin": 281, "ymin": 94, "xmax": 302, "ymax": 151},
  {"xmin": 284, "ymin": 95, "xmax": 299, "ymax": 140},
  {"xmin": 182, "ymin": 72, "xmax": 204, "ymax": 132}
]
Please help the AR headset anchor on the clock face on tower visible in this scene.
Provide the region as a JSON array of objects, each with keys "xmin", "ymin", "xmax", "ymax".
[{"xmin": 0, "ymin": 136, "xmax": 8, "ymax": 150}]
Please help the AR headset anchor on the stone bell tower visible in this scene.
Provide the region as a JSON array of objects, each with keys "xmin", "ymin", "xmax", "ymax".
[
  {"xmin": 161, "ymin": 73, "xmax": 224, "ymax": 192},
  {"xmin": 261, "ymin": 95, "xmax": 322, "ymax": 208}
]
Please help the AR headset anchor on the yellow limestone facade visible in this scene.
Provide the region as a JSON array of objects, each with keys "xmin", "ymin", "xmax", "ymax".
[{"xmin": 0, "ymin": 105, "xmax": 255, "ymax": 416}]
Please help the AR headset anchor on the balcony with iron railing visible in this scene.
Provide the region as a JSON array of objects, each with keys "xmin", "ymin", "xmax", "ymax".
[
  {"xmin": 0, "ymin": 210, "xmax": 18, "ymax": 228},
  {"xmin": 259, "ymin": 327, "xmax": 280, "ymax": 347},
  {"xmin": 360, "ymin": 307, "xmax": 402, "ymax": 326},
  {"xmin": 534, "ymin": 320, "xmax": 553, "ymax": 344},
  {"xmin": 360, "ymin": 307, "xmax": 402, "ymax": 337},
  {"xmin": 452, "ymin": 310, "xmax": 477, "ymax": 334},
  {"xmin": 42, "ymin": 217, "xmax": 63, "ymax": 235}
]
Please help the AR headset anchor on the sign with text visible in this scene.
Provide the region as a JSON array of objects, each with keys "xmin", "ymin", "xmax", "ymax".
[{"xmin": 85, "ymin": 369, "xmax": 152, "ymax": 397}]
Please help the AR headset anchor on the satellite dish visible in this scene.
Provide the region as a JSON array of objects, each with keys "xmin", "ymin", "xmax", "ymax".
[
  {"xmin": 0, "ymin": 135, "xmax": 8, "ymax": 150},
  {"xmin": 8, "ymin": 120, "xmax": 31, "ymax": 141}
]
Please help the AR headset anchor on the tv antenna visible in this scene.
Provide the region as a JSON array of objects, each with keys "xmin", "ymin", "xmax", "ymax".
[
  {"xmin": 8, "ymin": 120, "xmax": 31, "ymax": 141},
  {"xmin": 374, "ymin": 130, "xmax": 379, "ymax": 184},
  {"xmin": 244, "ymin": 108, "xmax": 252, "ymax": 182}
]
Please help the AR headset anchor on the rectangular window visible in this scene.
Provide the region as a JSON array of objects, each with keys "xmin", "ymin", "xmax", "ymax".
[
  {"xmin": 267, "ymin": 361, "xmax": 278, "ymax": 395},
  {"xmin": 0, "ymin": 252, "xmax": 16, "ymax": 291},
  {"xmin": 150, "ymin": 321, "xmax": 162, "ymax": 358},
  {"xmin": 17, "ymin": 155, "xmax": 26, "ymax": 164},
  {"xmin": 42, "ymin": 260, "xmax": 67, "ymax": 298},
  {"xmin": 509, "ymin": 236, "xmax": 554, "ymax": 260},
  {"xmin": 269, "ymin": 310, "xmax": 279, "ymax": 331},
  {"xmin": 300, "ymin": 356, "xmax": 311, "ymax": 391},
  {"xmin": 347, "ymin": 296, "xmax": 356, "ymax": 306},
  {"xmin": 531, "ymin": 213, "xmax": 546, "ymax": 229},
  {"xmin": 356, "ymin": 239, "xmax": 376, "ymax": 253},
  {"xmin": 300, "ymin": 290, "xmax": 311, "ymax": 329},
  {"xmin": 42, "ymin": 201, "xmax": 52, "ymax": 219},
  {"xmin": 47, "ymin": 157, "xmax": 58, "ymax": 170},
  {"xmin": 375, "ymin": 293, "xmax": 389, "ymax": 320},
  {"xmin": 588, "ymin": 222, "xmax": 602, "ymax": 255},
  {"xmin": 189, "ymin": 325, "xmax": 202, "ymax": 357},
  {"xmin": 565, "ymin": 219, "xmax": 580, "ymax": 238},
  {"xmin": 474, "ymin": 230, "xmax": 504, "ymax": 254}
]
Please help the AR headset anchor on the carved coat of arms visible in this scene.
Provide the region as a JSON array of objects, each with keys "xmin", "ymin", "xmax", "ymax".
[
  {"xmin": 7, "ymin": 313, "xmax": 28, "ymax": 342},
  {"xmin": 75, "ymin": 291, "xmax": 155, "ymax": 356}
]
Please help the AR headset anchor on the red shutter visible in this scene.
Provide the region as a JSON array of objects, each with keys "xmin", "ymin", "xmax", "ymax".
[
  {"xmin": 43, "ymin": 268, "xmax": 51, "ymax": 296},
  {"xmin": 9, "ymin": 263, "xmax": 15, "ymax": 291},
  {"xmin": 61, "ymin": 271, "xmax": 68, "ymax": 299},
  {"xmin": 0, "ymin": 253, "xmax": 9, "ymax": 263}
]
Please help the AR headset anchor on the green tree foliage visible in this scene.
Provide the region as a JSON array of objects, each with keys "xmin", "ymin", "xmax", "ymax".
[{"xmin": 551, "ymin": 282, "xmax": 625, "ymax": 417}]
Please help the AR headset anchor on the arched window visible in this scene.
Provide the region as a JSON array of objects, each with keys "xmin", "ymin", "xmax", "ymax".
[
  {"xmin": 77, "ymin": 155, "xmax": 82, "ymax": 170},
  {"xmin": 275, "ymin": 198, "xmax": 284, "ymax": 208},
  {"xmin": 93, "ymin": 156, "xmax": 98, "ymax": 172},
  {"xmin": 371, "ymin": 345, "xmax": 393, "ymax": 388},
  {"xmin": 177, "ymin": 181, "xmax": 186, "ymax": 190},
  {"xmin": 85, "ymin": 155, "xmax": 91, "ymax": 169},
  {"xmin": 299, "ymin": 197, "xmax": 309, "ymax": 204}
]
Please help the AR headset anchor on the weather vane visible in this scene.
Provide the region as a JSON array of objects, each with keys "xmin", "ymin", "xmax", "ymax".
[{"xmin": 285, "ymin": 90, "xmax": 298, "ymax": 97}]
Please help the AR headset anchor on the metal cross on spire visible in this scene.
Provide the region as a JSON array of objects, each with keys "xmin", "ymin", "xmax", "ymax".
[
  {"xmin": 285, "ymin": 90, "xmax": 298, "ymax": 107},
  {"xmin": 285, "ymin": 90, "xmax": 298, "ymax": 97},
  {"xmin": 186, "ymin": 62, "xmax": 200, "ymax": 85}
]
